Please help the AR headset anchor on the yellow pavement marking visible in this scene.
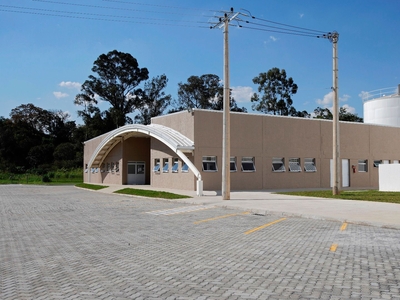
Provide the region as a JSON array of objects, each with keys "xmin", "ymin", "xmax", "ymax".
[
  {"xmin": 330, "ymin": 243, "xmax": 338, "ymax": 252},
  {"xmin": 244, "ymin": 217, "xmax": 286, "ymax": 235},
  {"xmin": 194, "ymin": 211, "xmax": 250, "ymax": 224},
  {"xmin": 340, "ymin": 222, "xmax": 348, "ymax": 231}
]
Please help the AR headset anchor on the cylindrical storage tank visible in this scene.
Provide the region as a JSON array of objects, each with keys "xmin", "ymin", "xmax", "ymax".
[{"xmin": 363, "ymin": 87, "xmax": 400, "ymax": 127}]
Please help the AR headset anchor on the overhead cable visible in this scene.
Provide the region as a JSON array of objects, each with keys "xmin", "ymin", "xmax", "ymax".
[
  {"xmin": 0, "ymin": 4, "xmax": 209, "ymax": 24},
  {"xmin": 0, "ymin": 8, "xmax": 209, "ymax": 28},
  {"xmin": 32, "ymin": 0, "xmax": 214, "ymax": 17}
]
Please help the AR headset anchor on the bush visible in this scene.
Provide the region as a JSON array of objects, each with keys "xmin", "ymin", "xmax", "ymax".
[{"xmin": 42, "ymin": 174, "xmax": 51, "ymax": 183}]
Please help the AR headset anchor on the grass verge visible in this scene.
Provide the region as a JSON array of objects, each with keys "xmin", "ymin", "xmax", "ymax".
[
  {"xmin": 277, "ymin": 190, "xmax": 400, "ymax": 204},
  {"xmin": 75, "ymin": 183, "xmax": 109, "ymax": 190},
  {"xmin": 114, "ymin": 188, "xmax": 191, "ymax": 199}
]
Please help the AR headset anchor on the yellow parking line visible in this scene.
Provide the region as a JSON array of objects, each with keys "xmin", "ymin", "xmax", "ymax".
[
  {"xmin": 330, "ymin": 243, "xmax": 338, "ymax": 252},
  {"xmin": 340, "ymin": 222, "xmax": 348, "ymax": 231},
  {"xmin": 244, "ymin": 217, "xmax": 286, "ymax": 235},
  {"xmin": 194, "ymin": 211, "xmax": 250, "ymax": 224}
]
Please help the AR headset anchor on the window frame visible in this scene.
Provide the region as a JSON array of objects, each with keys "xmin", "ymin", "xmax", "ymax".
[
  {"xmin": 172, "ymin": 158, "xmax": 179, "ymax": 173},
  {"xmin": 230, "ymin": 157, "xmax": 237, "ymax": 172},
  {"xmin": 241, "ymin": 157, "xmax": 256, "ymax": 172},
  {"xmin": 373, "ymin": 160, "xmax": 382, "ymax": 168},
  {"xmin": 288, "ymin": 158, "xmax": 301, "ymax": 173},
  {"xmin": 181, "ymin": 161, "xmax": 189, "ymax": 173},
  {"xmin": 358, "ymin": 159, "xmax": 368, "ymax": 172},
  {"xmin": 272, "ymin": 157, "xmax": 286, "ymax": 172},
  {"xmin": 153, "ymin": 159, "xmax": 161, "ymax": 173},
  {"xmin": 162, "ymin": 158, "xmax": 169, "ymax": 173},
  {"xmin": 202, "ymin": 156, "xmax": 218, "ymax": 172},
  {"xmin": 304, "ymin": 158, "xmax": 317, "ymax": 172}
]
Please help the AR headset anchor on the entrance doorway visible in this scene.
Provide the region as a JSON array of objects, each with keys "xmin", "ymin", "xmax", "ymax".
[
  {"xmin": 127, "ymin": 161, "xmax": 145, "ymax": 185},
  {"xmin": 330, "ymin": 159, "xmax": 350, "ymax": 188}
]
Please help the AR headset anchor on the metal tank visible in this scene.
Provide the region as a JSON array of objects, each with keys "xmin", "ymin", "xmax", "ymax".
[{"xmin": 363, "ymin": 85, "xmax": 400, "ymax": 127}]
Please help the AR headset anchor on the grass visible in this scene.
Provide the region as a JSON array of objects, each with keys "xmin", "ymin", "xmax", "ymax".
[
  {"xmin": 114, "ymin": 188, "xmax": 191, "ymax": 199},
  {"xmin": 75, "ymin": 183, "xmax": 108, "ymax": 190},
  {"xmin": 0, "ymin": 169, "xmax": 83, "ymax": 185},
  {"xmin": 277, "ymin": 190, "xmax": 400, "ymax": 204}
]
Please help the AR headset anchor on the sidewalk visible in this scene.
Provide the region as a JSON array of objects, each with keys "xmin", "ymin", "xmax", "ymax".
[{"xmin": 98, "ymin": 185, "xmax": 400, "ymax": 229}]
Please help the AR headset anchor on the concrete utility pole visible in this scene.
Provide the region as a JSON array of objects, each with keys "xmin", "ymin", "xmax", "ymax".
[
  {"xmin": 329, "ymin": 32, "xmax": 340, "ymax": 195},
  {"xmin": 211, "ymin": 8, "xmax": 239, "ymax": 200}
]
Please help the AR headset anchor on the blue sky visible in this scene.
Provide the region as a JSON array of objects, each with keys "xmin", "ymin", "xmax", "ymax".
[{"xmin": 1, "ymin": 0, "xmax": 399, "ymax": 123}]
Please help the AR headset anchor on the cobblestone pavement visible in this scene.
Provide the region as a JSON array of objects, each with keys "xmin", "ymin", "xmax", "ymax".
[{"xmin": 1, "ymin": 185, "xmax": 400, "ymax": 300}]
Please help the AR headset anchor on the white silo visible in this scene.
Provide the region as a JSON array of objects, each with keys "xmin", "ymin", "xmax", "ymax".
[{"xmin": 363, "ymin": 85, "xmax": 400, "ymax": 127}]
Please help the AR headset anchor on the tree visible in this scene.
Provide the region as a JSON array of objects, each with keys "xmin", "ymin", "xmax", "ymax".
[
  {"xmin": 251, "ymin": 68, "xmax": 299, "ymax": 116},
  {"xmin": 75, "ymin": 50, "xmax": 149, "ymax": 128},
  {"xmin": 313, "ymin": 106, "xmax": 363, "ymax": 122},
  {"xmin": 134, "ymin": 74, "xmax": 172, "ymax": 125},
  {"xmin": 175, "ymin": 74, "xmax": 222, "ymax": 110},
  {"xmin": 173, "ymin": 74, "xmax": 246, "ymax": 112}
]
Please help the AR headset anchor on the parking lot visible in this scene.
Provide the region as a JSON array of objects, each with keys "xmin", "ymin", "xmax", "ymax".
[{"xmin": 1, "ymin": 185, "xmax": 400, "ymax": 299}]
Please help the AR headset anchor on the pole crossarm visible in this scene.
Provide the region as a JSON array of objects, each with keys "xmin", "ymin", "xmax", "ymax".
[{"xmin": 209, "ymin": 7, "xmax": 242, "ymax": 29}]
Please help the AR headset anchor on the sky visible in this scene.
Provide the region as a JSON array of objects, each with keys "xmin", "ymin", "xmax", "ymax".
[{"xmin": 1, "ymin": 0, "xmax": 399, "ymax": 123}]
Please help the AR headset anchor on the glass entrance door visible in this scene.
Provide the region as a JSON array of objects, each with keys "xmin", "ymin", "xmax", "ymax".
[{"xmin": 127, "ymin": 161, "xmax": 145, "ymax": 185}]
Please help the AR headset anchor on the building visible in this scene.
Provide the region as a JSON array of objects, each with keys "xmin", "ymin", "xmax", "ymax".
[
  {"xmin": 363, "ymin": 85, "xmax": 400, "ymax": 127},
  {"xmin": 84, "ymin": 109, "xmax": 400, "ymax": 195}
]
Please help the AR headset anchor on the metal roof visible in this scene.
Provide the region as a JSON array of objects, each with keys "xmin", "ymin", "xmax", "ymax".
[{"xmin": 87, "ymin": 123, "xmax": 195, "ymax": 168}]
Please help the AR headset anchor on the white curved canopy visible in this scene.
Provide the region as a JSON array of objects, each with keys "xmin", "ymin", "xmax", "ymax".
[{"xmin": 87, "ymin": 124, "xmax": 201, "ymax": 181}]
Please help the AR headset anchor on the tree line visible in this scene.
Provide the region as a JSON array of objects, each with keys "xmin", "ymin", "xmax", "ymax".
[{"xmin": 0, "ymin": 50, "xmax": 362, "ymax": 174}]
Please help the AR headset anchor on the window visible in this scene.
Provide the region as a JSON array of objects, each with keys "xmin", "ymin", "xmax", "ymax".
[
  {"xmin": 163, "ymin": 158, "xmax": 169, "ymax": 173},
  {"xmin": 304, "ymin": 158, "xmax": 317, "ymax": 172},
  {"xmin": 374, "ymin": 160, "xmax": 382, "ymax": 167},
  {"xmin": 84, "ymin": 164, "xmax": 88, "ymax": 173},
  {"xmin": 202, "ymin": 156, "xmax": 217, "ymax": 172},
  {"xmin": 230, "ymin": 157, "xmax": 237, "ymax": 172},
  {"xmin": 392, "ymin": 160, "xmax": 399, "ymax": 164},
  {"xmin": 153, "ymin": 159, "xmax": 160, "ymax": 172},
  {"xmin": 289, "ymin": 158, "xmax": 301, "ymax": 172},
  {"xmin": 272, "ymin": 157, "xmax": 285, "ymax": 172},
  {"xmin": 358, "ymin": 160, "xmax": 368, "ymax": 172},
  {"xmin": 115, "ymin": 162, "xmax": 119, "ymax": 172},
  {"xmin": 172, "ymin": 158, "xmax": 179, "ymax": 173},
  {"xmin": 182, "ymin": 161, "xmax": 189, "ymax": 173},
  {"xmin": 241, "ymin": 157, "xmax": 256, "ymax": 172},
  {"xmin": 101, "ymin": 163, "xmax": 105, "ymax": 173},
  {"xmin": 111, "ymin": 162, "xmax": 115, "ymax": 173},
  {"xmin": 107, "ymin": 162, "xmax": 110, "ymax": 172}
]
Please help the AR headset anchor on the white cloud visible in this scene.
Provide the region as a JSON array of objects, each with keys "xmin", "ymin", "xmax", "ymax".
[
  {"xmin": 270, "ymin": 36, "xmax": 277, "ymax": 42},
  {"xmin": 59, "ymin": 81, "xmax": 81, "ymax": 89},
  {"xmin": 342, "ymin": 104, "xmax": 356, "ymax": 114},
  {"xmin": 316, "ymin": 91, "xmax": 351, "ymax": 107},
  {"xmin": 359, "ymin": 90, "xmax": 371, "ymax": 100},
  {"xmin": 340, "ymin": 94, "xmax": 351, "ymax": 102},
  {"xmin": 53, "ymin": 91, "xmax": 69, "ymax": 99},
  {"xmin": 231, "ymin": 86, "xmax": 254, "ymax": 103},
  {"xmin": 316, "ymin": 91, "xmax": 333, "ymax": 107},
  {"xmin": 299, "ymin": 13, "xmax": 304, "ymax": 18},
  {"xmin": 316, "ymin": 91, "xmax": 356, "ymax": 113}
]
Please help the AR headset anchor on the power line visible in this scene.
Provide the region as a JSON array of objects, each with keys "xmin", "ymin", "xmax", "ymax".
[
  {"xmin": 244, "ymin": 21, "xmax": 322, "ymax": 37},
  {"xmin": 32, "ymin": 0, "xmax": 214, "ymax": 17},
  {"xmin": 240, "ymin": 25, "xmax": 321, "ymax": 38},
  {"xmin": 0, "ymin": 4, "xmax": 209, "ymax": 25},
  {"xmin": 249, "ymin": 15, "xmax": 327, "ymax": 34},
  {"xmin": 102, "ymin": 0, "xmax": 217, "ymax": 12},
  {"xmin": 0, "ymin": 8, "xmax": 209, "ymax": 28}
]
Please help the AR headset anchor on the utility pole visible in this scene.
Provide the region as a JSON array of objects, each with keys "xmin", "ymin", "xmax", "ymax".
[
  {"xmin": 328, "ymin": 32, "xmax": 340, "ymax": 195},
  {"xmin": 211, "ymin": 8, "xmax": 239, "ymax": 200}
]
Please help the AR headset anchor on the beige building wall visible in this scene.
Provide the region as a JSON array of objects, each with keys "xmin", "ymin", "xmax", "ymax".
[{"xmin": 84, "ymin": 109, "xmax": 400, "ymax": 192}]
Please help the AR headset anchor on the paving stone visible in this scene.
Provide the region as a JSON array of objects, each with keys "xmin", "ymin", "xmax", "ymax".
[{"xmin": 1, "ymin": 185, "xmax": 400, "ymax": 299}]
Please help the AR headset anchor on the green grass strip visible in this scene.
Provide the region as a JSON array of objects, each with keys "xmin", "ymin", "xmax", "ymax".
[
  {"xmin": 114, "ymin": 188, "xmax": 191, "ymax": 199},
  {"xmin": 277, "ymin": 190, "xmax": 400, "ymax": 204},
  {"xmin": 75, "ymin": 183, "xmax": 108, "ymax": 190}
]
